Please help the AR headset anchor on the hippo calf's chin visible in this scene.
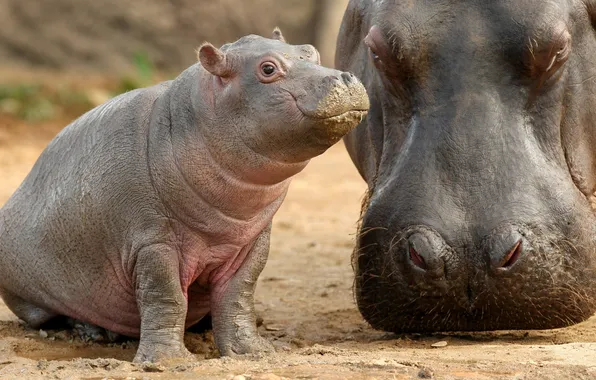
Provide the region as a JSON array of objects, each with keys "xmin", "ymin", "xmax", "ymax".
[
  {"xmin": 337, "ymin": 0, "xmax": 596, "ymax": 332},
  {"xmin": 0, "ymin": 28, "xmax": 368, "ymax": 363}
]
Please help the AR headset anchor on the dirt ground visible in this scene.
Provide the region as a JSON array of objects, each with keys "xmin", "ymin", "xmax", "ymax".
[{"xmin": 0, "ymin": 116, "xmax": 596, "ymax": 380}]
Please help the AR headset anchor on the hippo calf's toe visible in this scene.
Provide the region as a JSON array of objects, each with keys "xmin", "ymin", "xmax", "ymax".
[{"xmin": 0, "ymin": 29, "xmax": 369, "ymax": 363}]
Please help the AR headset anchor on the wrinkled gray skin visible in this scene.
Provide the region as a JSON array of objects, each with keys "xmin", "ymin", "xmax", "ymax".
[
  {"xmin": 0, "ymin": 29, "xmax": 369, "ymax": 362},
  {"xmin": 337, "ymin": 0, "xmax": 596, "ymax": 332}
]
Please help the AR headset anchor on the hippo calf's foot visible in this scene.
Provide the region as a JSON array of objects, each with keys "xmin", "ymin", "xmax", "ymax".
[
  {"xmin": 212, "ymin": 225, "xmax": 275, "ymax": 357},
  {"xmin": 67, "ymin": 318, "xmax": 121, "ymax": 343},
  {"xmin": 133, "ymin": 327, "xmax": 194, "ymax": 363},
  {"xmin": 218, "ymin": 333, "xmax": 274, "ymax": 357}
]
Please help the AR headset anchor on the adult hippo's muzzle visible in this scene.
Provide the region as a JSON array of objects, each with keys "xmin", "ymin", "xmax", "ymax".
[
  {"xmin": 354, "ymin": 106, "xmax": 596, "ymax": 331},
  {"xmin": 354, "ymin": 115, "xmax": 596, "ymax": 331},
  {"xmin": 337, "ymin": 0, "xmax": 596, "ymax": 332}
]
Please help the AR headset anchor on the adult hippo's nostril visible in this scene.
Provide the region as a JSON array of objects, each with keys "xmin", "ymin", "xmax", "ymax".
[
  {"xmin": 494, "ymin": 239, "xmax": 523, "ymax": 270},
  {"xmin": 404, "ymin": 229, "xmax": 448, "ymax": 278},
  {"xmin": 409, "ymin": 244, "xmax": 427, "ymax": 270},
  {"xmin": 486, "ymin": 227, "xmax": 525, "ymax": 272}
]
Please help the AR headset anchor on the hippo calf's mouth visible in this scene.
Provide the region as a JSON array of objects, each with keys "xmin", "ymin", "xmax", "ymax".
[
  {"xmin": 305, "ymin": 110, "xmax": 369, "ymax": 145},
  {"xmin": 306, "ymin": 109, "xmax": 369, "ymax": 121}
]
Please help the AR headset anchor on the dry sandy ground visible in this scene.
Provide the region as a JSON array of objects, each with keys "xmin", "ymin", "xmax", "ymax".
[{"xmin": 0, "ymin": 117, "xmax": 595, "ymax": 380}]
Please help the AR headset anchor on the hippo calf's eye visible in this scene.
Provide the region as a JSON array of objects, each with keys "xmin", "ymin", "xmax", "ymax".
[{"xmin": 261, "ymin": 63, "xmax": 277, "ymax": 76}]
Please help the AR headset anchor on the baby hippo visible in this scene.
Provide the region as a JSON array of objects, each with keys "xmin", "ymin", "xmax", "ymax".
[{"xmin": 0, "ymin": 29, "xmax": 369, "ymax": 363}]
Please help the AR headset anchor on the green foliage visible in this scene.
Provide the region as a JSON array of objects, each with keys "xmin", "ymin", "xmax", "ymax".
[
  {"xmin": 0, "ymin": 51, "xmax": 162, "ymax": 122},
  {"xmin": 114, "ymin": 50, "xmax": 157, "ymax": 94},
  {"xmin": 0, "ymin": 83, "xmax": 93, "ymax": 122}
]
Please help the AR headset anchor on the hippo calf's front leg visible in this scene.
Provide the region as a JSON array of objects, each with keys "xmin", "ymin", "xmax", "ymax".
[
  {"xmin": 134, "ymin": 244, "xmax": 193, "ymax": 363},
  {"xmin": 211, "ymin": 225, "xmax": 274, "ymax": 356}
]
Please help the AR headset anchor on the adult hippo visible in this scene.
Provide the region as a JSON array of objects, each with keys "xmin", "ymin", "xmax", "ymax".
[{"xmin": 336, "ymin": 0, "xmax": 596, "ymax": 332}]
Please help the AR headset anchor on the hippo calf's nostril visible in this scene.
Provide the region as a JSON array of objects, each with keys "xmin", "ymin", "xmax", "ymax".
[
  {"xmin": 323, "ymin": 75, "xmax": 340, "ymax": 85},
  {"xmin": 341, "ymin": 72, "xmax": 356, "ymax": 85}
]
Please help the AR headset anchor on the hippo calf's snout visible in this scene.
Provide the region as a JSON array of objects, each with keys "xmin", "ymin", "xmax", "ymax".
[{"xmin": 324, "ymin": 72, "xmax": 359, "ymax": 86}]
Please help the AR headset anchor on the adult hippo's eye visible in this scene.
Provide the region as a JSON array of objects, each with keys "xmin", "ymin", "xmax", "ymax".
[
  {"xmin": 261, "ymin": 62, "xmax": 277, "ymax": 76},
  {"xmin": 545, "ymin": 43, "xmax": 570, "ymax": 73},
  {"xmin": 526, "ymin": 26, "xmax": 571, "ymax": 83},
  {"xmin": 370, "ymin": 48, "xmax": 381, "ymax": 63}
]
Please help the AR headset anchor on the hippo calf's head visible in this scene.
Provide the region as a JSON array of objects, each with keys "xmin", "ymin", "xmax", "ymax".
[
  {"xmin": 337, "ymin": 0, "xmax": 596, "ymax": 331},
  {"xmin": 197, "ymin": 29, "xmax": 369, "ymax": 165}
]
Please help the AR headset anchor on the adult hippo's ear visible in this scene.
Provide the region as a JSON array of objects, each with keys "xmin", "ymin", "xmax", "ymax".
[
  {"xmin": 198, "ymin": 43, "xmax": 232, "ymax": 78},
  {"xmin": 272, "ymin": 27, "xmax": 286, "ymax": 43},
  {"xmin": 587, "ymin": 1, "xmax": 596, "ymax": 28}
]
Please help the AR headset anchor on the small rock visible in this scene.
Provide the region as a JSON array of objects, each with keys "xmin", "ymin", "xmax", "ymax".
[
  {"xmin": 265, "ymin": 324, "xmax": 283, "ymax": 331},
  {"xmin": 232, "ymin": 375, "xmax": 247, "ymax": 380},
  {"xmin": 39, "ymin": 329, "xmax": 48, "ymax": 339},
  {"xmin": 430, "ymin": 341, "xmax": 448, "ymax": 348},
  {"xmin": 254, "ymin": 374, "xmax": 285, "ymax": 380},
  {"xmin": 173, "ymin": 364, "xmax": 190, "ymax": 372},
  {"xmin": 418, "ymin": 367, "xmax": 434, "ymax": 378},
  {"xmin": 36, "ymin": 360, "xmax": 49, "ymax": 370},
  {"xmin": 140, "ymin": 361, "xmax": 165, "ymax": 372}
]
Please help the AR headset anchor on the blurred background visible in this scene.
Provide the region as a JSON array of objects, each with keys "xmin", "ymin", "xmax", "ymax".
[{"xmin": 0, "ymin": 0, "xmax": 349, "ymax": 123}]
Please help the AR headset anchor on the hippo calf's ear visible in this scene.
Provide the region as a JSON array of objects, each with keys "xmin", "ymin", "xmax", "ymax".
[
  {"xmin": 198, "ymin": 43, "xmax": 231, "ymax": 77},
  {"xmin": 272, "ymin": 27, "xmax": 286, "ymax": 43}
]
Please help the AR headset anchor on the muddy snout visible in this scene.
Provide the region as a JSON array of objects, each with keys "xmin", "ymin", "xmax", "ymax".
[{"xmin": 299, "ymin": 71, "xmax": 369, "ymax": 144}]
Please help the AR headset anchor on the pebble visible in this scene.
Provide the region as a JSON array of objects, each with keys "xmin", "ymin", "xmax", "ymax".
[
  {"xmin": 140, "ymin": 361, "xmax": 165, "ymax": 372},
  {"xmin": 264, "ymin": 324, "xmax": 283, "ymax": 331},
  {"xmin": 418, "ymin": 367, "xmax": 434, "ymax": 378},
  {"xmin": 39, "ymin": 329, "xmax": 48, "ymax": 339},
  {"xmin": 431, "ymin": 341, "xmax": 448, "ymax": 348}
]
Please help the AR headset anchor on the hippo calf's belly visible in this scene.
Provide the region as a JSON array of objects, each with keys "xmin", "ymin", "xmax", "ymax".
[{"xmin": 0, "ymin": 235, "xmax": 236, "ymax": 337}]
